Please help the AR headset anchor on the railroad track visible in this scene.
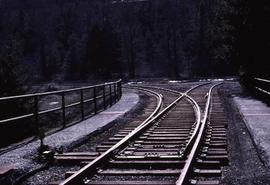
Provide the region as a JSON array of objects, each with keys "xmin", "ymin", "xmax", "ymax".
[
  {"xmin": 50, "ymin": 82, "xmax": 228, "ymax": 185},
  {"xmin": 52, "ymin": 86, "xmax": 182, "ymax": 170}
]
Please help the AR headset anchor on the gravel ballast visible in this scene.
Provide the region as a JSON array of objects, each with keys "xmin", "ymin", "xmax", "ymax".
[
  {"xmin": 0, "ymin": 91, "xmax": 139, "ymax": 185},
  {"xmin": 219, "ymin": 82, "xmax": 270, "ymax": 185}
]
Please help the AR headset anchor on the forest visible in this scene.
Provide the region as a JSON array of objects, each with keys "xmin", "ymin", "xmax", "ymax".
[{"xmin": 0, "ymin": 0, "xmax": 270, "ymax": 97}]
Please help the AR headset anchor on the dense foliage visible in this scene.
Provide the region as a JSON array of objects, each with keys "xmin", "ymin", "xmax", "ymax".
[{"xmin": 0, "ymin": 0, "xmax": 269, "ymax": 91}]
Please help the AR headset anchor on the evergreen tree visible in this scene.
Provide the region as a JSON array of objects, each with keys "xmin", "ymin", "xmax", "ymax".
[{"xmin": 82, "ymin": 24, "xmax": 121, "ymax": 79}]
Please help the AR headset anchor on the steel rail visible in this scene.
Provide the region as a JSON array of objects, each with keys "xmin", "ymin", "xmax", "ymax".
[
  {"xmin": 180, "ymin": 93, "xmax": 201, "ymax": 155},
  {"xmin": 123, "ymin": 86, "xmax": 163, "ymax": 125},
  {"xmin": 128, "ymin": 83, "xmax": 208, "ymax": 132},
  {"xmin": 59, "ymin": 86, "xmax": 164, "ymax": 185},
  {"xmin": 128, "ymin": 82, "xmax": 209, "ymax": 94},
  {"xmin": 59, "ymin": 84, "xmax": 206, "ymax": 185},
  {"xmin": 176, "ymin": 83, "xmax": 223, "ymax": 185},
  {"xmin": 136, "ymin": 84, "xmax": 214, "ymax": 160}
]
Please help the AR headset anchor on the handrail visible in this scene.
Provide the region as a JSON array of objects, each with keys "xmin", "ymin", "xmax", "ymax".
[
  {"xmin": 254, "ymin": 77, "xmax": 270, "ymax": 83},
  {"xmin": 254, "ymin": 87, "xmax": 270, "ymax": 95},
  {"xmin": 0, "ymin": 79, "xmax": 122, "ymax": 101},
  {"xmin": 252, "ymin": 77, "xmax": 270, "ymax": 96},
  {"xmin": 0, "ymin": 80, "xmax": 122, "ymax": 138}
]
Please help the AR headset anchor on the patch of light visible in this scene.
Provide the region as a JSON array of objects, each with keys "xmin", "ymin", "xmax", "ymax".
[
  {"xmin": 127, "ymin": 81, "xmax": 143, "ymax": 84},
  {"xmin": 168, "ymin": 80, "xmax": 178, "ymax": 83},
  {"xmin": 49, "ymin": 102, "xmax": 59, "ymax": 105},
  {"xmin": 225, "ymin": 78, "xmax": 235, "ymax": 81},
  {"xmin": 200, "ymin": 79, "xmax": 225, "ymax": 82},
  {"xmin": 213, "ymin": 79, "xmax": 225, "ymax": 82}
]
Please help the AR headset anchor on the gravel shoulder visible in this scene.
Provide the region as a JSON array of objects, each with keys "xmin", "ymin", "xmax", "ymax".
[
  {"xmin": 219, "ymin": 81, "xmax": 270, "ymax": 185},
  {"xmin": 20, "ymin": 90, "xmax": 150, "ymax": 185},
  {"xmin": 233, "ymin": 96, "xmax": 270, "ymax": 168},
  {"xmin": 0, "ymin": 90, "xmax": 139, "ymax": 185}
]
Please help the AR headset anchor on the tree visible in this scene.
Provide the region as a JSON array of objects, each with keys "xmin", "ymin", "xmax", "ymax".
[
  {"xmin": 82, "ymin": 24, "xmax": 121, "ymax": 79},
  {"xmin": 0, "ymin": 38, "xmax": 28, "ymax": 97}
]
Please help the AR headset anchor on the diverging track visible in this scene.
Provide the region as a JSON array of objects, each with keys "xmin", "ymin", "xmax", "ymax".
[{"xmin": 53, "ymin": 82, "xmax": 228, "ymax": 185}]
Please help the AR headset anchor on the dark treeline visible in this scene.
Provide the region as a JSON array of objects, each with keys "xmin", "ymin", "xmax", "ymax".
[
  {"xmin": 0, "ymin": 0, "xmax": 269, "ymax": 96},
  {"xmin": 0, "ymin": 0, "xmax": 236, "ymax": 85},
  {"xmin": 234, "ymin": 0, "xmax": 270, "ymax": 79}
]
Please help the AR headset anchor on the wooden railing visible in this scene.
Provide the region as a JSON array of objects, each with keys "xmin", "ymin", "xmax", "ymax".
[{"xmin": 0, "ymin": 80, "xmax": 122, "ymax": 141}]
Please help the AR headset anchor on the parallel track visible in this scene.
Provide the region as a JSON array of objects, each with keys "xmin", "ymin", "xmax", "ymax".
[{"xmin": 51, "ymin": 82, "xmax": 228, "ymax": 185}]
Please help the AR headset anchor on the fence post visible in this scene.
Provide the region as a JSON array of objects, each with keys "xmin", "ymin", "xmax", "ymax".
[
  {"xmin": 116, "ymin": 82, "xmax": 119, "ymax": 100},
  {"xmin": 93, "ymin": 87, "xmax": 97, "ymax": 114},
  {"xmin": 61, "ymin": 92, "xmax": 66, "ymax": 128},
  {"xmin": 109, "ymin": 84, "xmax": 112, "ymax": 106},
  {"xmin": 117, "ymin": 81, "xmax": 120, "ymax": 100},
  {"xmin": 34, "ymin": 95, "xmax": 39, "ymax": 137},
  {"xmin": 113, "ymin": 83, "xmax": 116, "ymax": 103},
  {"xmin": 103, "ymin": 85, "xmax": 106, "ymax": 110},
  {"xmin": 119, "ymin": 81, "xmax": 122, "ymax": 98},
  {"xmin": 80, "ymin": 89, "xmax": 84, "ymax": 120}
]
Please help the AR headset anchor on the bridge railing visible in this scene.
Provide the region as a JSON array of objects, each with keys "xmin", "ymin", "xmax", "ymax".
[
  {"xmin": 250, "ymin": 77, "xmax": 270, "ymax": 103},
  {"xmin": 0, "ymin": 80, "xmax": 122, "ymax": 144}
]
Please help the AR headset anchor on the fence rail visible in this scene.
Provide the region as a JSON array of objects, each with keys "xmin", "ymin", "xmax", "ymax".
[
  {"xmin": 253, "ymin": 77, "xmax": 270, "ymax": 95},
  {"xmin": 0, "ymin": 80, "xmax": 122, "ymax": 140},
  {"xmin": 245, "ymin": 77, "xmax": 270, "ymax": 104}
]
